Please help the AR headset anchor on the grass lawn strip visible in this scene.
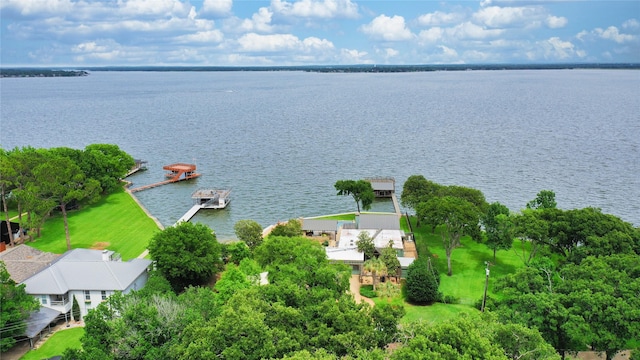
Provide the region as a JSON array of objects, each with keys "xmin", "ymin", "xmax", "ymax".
[
  {"xmin": 27, "ymin": 188, "xmax": 160, "ymax": 260},
  {"xmin": 20, "ymin": 327, "xmax": 84, "ymax": 360}
]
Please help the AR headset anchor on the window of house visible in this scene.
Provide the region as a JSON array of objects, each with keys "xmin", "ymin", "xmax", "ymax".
[
  {"xmin": 101, "ymin": 291, "xmax": 107, "ymax": 301},
  {"xmin": 84, "ymin": 290, "xmax": 91, "ymax": 302},
  {"xmin": 40, "ymin": 295, "xmax": 48, "ymax": 305}
]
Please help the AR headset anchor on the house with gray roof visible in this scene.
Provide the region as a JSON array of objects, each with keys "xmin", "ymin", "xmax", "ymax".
[{"xmin": 21, "ymin": 248, "xmax": 152, "ymax": 318}]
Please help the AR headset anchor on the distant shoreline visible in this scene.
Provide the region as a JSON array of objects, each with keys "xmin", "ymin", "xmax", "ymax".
[{"xmin": 2, "ymin": 63, "xmax": 639, "ymax": 77}]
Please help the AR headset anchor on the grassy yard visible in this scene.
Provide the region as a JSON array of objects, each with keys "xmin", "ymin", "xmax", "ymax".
[
  {"xmin": 20, "ymin": 327, "xmax": 84, "ymax": 360},
  {"xmin": 313, "ymin": 213, "xmax": 356, "ymax": 221},
  {"xmin": 26, "ymin": 188, "xmax": 160, "ymax": 259}
]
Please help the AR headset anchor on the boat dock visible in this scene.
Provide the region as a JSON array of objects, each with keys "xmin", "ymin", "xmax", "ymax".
[
  {"xmin": 124, "ymin": 159, "xmax": 148, "ymax": 178},
  {"xmin": 175, "ymin": 189, "xmax": 231, "ymax": 225},
  {"xmin": 130, "ymin": 163, "xmax": 200, "ymax": 193}
]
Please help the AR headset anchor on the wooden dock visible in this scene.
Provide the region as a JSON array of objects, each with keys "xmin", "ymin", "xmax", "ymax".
[
  {"xmin": 130, "ymin": 163, "xmax": 200, "ymax": 193},
  {"xmin": 124, "ymin": 159, "xmax": 148, "ymax": 178}
]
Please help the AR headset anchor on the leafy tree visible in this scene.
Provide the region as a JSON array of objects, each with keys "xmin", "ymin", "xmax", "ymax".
[
  {"xmin": 334, "ymin": 179, "xmax": 375, "ymax": 213},
  {"xmin": 269, "ymin": 218, "xmax": 302, "ymax": 237},
  {"xmin": 222, "ymin": 241, "xmax": 251, "ymax": 265},
  {"xmin": 404, "ymin": 258, "xmax": 440, "ymax": 305},
  {"xmin": 370, "ymin": 302, "xmax": 405, "ymax": 347},
  {"xmin": 392, "ymin": 313, "xmax": 509, "ymax": 360},
  {"xmin": 493, "ymin": 322, "xmax": 560, "ymax": 360},
  {"xmin": 72, "ymin": 292, "xmax": 188, "ymax": 360},
  {"xmin": 526, "ymin": 190, "xmax": 557, "ymax": 210},
  {"xmin": 356, "ymin": 231, "xmax": 375, "ymax": 260},
  {"xmin": 416, "ymin": 196, "xmax": 480, "ymax": 276},
  {"xmin": 363, "ymin": 258, "xmax": 387, "ymax": 291},
  {"xmin": 233, "ymin": 219, "xmax": 263, "ymax": 250},
  {"xmin": 379, "ymin": 242, "xmax": 401, "ymax": 280},
  {"xmin": 513, "ymin": 209, "xmax": 550, "ymax": 265},
  {"xmin": 0, "ymin": 148, "xmax": 18, "ymax": 245},
  {"xmin": 81, "ymin": 144, "xmax": 135, "ymax": 194},
  {"xmin": 72, "ymin": 295, "xmax": 81, "ymax": 321},
  {"xmin": 148, "ymin": 221, "xmax": 223, "ymax": 292},
  {"xmin": 400, "ymin": 175, "xmax": 442, "ymax": 211},
  {"xmin": 482, "ymin": 202, "xmax": 514, "ymax": 262},
  {"xmin": 0, "ymin": 261, "xmax": 40, "ymax": 352},
  {"xmin": 214, "ymin": 264, "xmax": 251, "ymax": 305},
  {"xmin": 32, "ymin": 152, "xmax": 101, "ymax": 250}
]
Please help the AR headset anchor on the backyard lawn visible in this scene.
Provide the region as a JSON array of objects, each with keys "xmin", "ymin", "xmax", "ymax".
[
  {"xmin": 20, "ymin": 327, "xmax": 84, "ymax": 360},
  {"xmin": 25, "ymin": 188, "xmax": 160, "ymax": 259}
]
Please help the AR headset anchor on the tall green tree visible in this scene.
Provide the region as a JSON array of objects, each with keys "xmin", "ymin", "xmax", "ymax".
[
  {"xmin": 356, "ymin": 231, "xmax": 376, "ymax": 260},
  {"xmin": 482, "ymin": 202, "xmax": 514, "ymax": 262},
  {"xmin": 334, "ymin": 180, "xmax": 375, "ymax": 213},
  {"xmin": 268, "ymin": 219, "xmax": 302, "ymax": 237},
  {"xmin": 379, "ymin": 242, "xmax": 401, "ymax": 280},
  {"xmin": 416, "ymin": 196, "xmax": 480, "ymax": 276},
  {"xmin": 32, "ymin": 152, "xmax": 101, "ymax": 250},
  {"xmin": 400, "ymin": 175, "xmax": 442, "ymax": 211},
  {"xmin": 526, "ymin": 190, "xmax": 557, "ymax": 210},
  {"xmin": 233, "ymin": 219, "xmax": 263, "ymax": 250},
  {"xmin": 0, "ymin": 148, "xmax": 18, "ymax": 246},
  {"xmin": 82, "ymin": 144, "xmax": 135, "ymax": 194},
  {"xmin": 148, "ymin": 221, "xmax": 223, "ymax": 292},
  {"xmin": 0, "ymin": 261, "xmax": 40, "ymax": 352}
]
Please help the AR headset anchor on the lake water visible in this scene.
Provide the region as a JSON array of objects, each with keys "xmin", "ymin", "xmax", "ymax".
[{"xmin": 1, "ymin": 70, "xmax": 639, "ymax": 240}]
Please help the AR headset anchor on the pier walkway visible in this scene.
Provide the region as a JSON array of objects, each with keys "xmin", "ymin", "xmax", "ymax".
[
  {"xmin": 391, "ymin": 193, "xmax": 401, "ymax": 216},
  {"xmin": 176, "ymin": 204, "xmax": 204, "ymax": 225}
]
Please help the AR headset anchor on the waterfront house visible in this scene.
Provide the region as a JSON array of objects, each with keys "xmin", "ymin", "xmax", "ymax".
[{"xmin": 21, "ymin": 248, "xmax": 152, "ymax": 319}]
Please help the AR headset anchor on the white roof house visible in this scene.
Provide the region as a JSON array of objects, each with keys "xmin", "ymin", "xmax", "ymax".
[
  {"xmin": 338, "ymin": 228, "xmax": 404, "ymax": 253},
  {"xmin": 21, "ymin": 249, "xmax": 152, "ymax": 318}
]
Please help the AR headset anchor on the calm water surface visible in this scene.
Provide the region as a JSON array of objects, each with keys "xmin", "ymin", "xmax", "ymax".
[{"xmin": 1, "ymin": 70, "xmax": 638, "ymax": 239}]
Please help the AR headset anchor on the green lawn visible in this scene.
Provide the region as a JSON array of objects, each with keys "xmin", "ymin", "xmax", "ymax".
[
  {"xmin": 313, "ymin": 213, "xmax": 357, "ymax": 221},
  {"xmin": 20, "ymin": 327, "xmax": 84, "ymax": 360},
  {"xmin": 26, "ymin": 188, "xmax": 160, "ymax": 259}
]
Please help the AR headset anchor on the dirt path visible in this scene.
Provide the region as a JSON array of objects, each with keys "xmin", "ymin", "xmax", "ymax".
[{"xmin": 350, "ymin": 274, "xmax": 375, "ymax": 306}]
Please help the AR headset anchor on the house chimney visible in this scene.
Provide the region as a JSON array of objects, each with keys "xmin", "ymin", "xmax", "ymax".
[{"xmin": 102, "ymin": 250, "xmax": 110, "ymax": 261}]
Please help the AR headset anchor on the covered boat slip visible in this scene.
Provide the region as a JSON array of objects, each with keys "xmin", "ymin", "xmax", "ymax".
[{"xmin": 175, "ymin": 189, "xmax": 231, "ymax": 225}]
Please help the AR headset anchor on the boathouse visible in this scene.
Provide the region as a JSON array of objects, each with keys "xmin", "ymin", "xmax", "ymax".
[{"xmin": 365, "ymin": 177, "xmax": 395, "ymax": 198}]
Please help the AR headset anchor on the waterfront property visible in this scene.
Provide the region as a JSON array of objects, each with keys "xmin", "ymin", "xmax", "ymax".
[
  {"xmin": 21, "ymin": 248, "xmax": 152, "ymax": 319},
  {"xmin": 316, "ymin": 213, "xmax": 416, "ymax": 279}
]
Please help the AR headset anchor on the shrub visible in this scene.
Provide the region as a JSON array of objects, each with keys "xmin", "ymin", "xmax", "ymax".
[
  {"xmin": 359, "ymin": 285, "xmax": 377, "ymax": 298},
  {"xmin": 405, "ymin": 259, "xmax": 441, "ymax": 304}
]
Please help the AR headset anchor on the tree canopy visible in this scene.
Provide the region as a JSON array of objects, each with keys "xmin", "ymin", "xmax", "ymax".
[
  {"xmin": 233, "ymin": 219, "xmax": 263, "ymax": 250},
  {"xmin": 0, "ymin": 261, "xmax": 40, "ymax": 352},
  {"xmin": 148, "ymin": 221, "xmax": 223, "ymax": 292},
  {"xmin": 334, "ymin": 179, "xmax": 375, "ymax": 213}
]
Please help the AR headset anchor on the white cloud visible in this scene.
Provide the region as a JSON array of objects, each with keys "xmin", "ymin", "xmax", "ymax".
[
  {"xmin": 237, "ymin": 7, "xmax": 275, "ymax": 33},
  {"xmin": 417, "ymin": 11, "xmax": 465, "ymax": 27},
  {"xmin": 238, "ymin": 33, "xmax": 298, "ymax": 52},
  {"xmin": 541, "ymin": 37, "xmax": 581, "ymax": 60},
  {"xmin": 360, "ymin": 14, "xmax": 414, "ymax": 41},
  {"xmin": 622, "ymin": 19, "xmax": 639, "ymax": 29},
  {"xmin": 174, "ymin": 30, "xmax": 224, "ymax": 43},
  {"xmin": 339, "ymin": 48, "xmax": 370, "ymax": 63},
  {"xmin": 595, "ymin": 26, "xmax": 636, "ymax": 43},
  {"xmin": 546, "ymin": 15, "xmax": 567, "ymax": 29},
  {"xmin": 118, "ymin": 0, "xmax": 192, "ymax": 18},
  {"xmin": 448, "ymin": 21, "xmax": 505, "ymax": 40},
  {"xmin": 201, "ymin": 0, "xmax": 233, "ymax": 17},
  {"xmin": 473, "ymin": 6, "xmax": 540, "ymax": 28},
  {"xmin": 301, "ymin": 37, "xmax": 334, "ymax": 51},
  {"xmin": 418, "ymin": 27, "xmax": 444, "ymax": 44},
  {"xmin": 0, "ymin": 0, "xmax": 74, "ymax": 16},
  {"xmin": 270, "ymin": 0, "xmax": 358, "ymax": 19}
]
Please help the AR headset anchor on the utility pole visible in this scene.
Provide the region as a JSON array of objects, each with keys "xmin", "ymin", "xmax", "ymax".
[{"xmin": 481, "ymin": 261, "xmax": 490, "ymax": 312}]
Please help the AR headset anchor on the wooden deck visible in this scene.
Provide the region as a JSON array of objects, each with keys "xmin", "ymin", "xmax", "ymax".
[{"xmin": 130, "ymin": 163, "xmax": 200, "ymax": 193}]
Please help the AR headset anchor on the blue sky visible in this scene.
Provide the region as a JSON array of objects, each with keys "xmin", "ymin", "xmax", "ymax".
[{"xmin": 1, "ymin": 0, "xmax": 638, "ymax": 66}]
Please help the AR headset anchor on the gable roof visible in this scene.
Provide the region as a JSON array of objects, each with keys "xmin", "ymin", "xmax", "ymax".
[{"xmin": 21, "ymin": 249, "xmax": 151, "ymax": 295}]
